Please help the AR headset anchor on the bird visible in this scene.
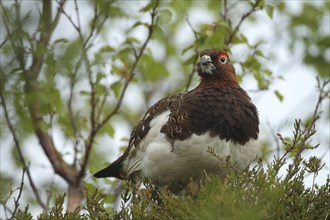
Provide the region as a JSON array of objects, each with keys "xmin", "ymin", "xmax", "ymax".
[{"xmin": 94, "ymin": 48, "xmax": 260, "ymax": 193}]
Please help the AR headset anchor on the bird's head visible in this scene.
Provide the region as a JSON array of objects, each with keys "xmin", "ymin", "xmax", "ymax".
[{"xmin": 197, "ymin": 49, "xmax": 237, "ymax": 83}]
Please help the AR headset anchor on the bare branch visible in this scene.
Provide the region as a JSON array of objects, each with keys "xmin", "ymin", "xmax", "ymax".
[
  {"xmin": 10, "ymin": 169, "xmax": 25, "ymax": 219},
  {"xmin": 221, "ymin": 0, "xmax": 229, "ymax": 21},
  {"xmin": 186, "ymin": 15, "xmax": 198, "ymax": 40},
  {"xmin": 306, "ymin": 78, "xmax": 330, "ymax": 134},
  {"xmin": 266, "ymin": 119, "xmax": 281, "ymax": 157}
]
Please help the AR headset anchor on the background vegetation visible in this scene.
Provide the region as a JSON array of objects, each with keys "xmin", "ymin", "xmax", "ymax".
[{"xmin": 0, "ymin": 0, "xmax": 329, "ymax": 219}]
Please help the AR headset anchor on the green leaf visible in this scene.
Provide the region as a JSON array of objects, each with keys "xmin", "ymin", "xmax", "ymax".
[
  {"xmin": 255, "ymin": 50, "xmax": 266, "ymax": 58},
  {"xmin": 159, "ymin": 9, "xmax": 173, "ymax": 24},
  {"xmin": 139, "ymin": 2, "xmax": 154, "ymax": 12},
  {"xmin": 95, "ymin": 84, "xmax": 106, "ymax": 96},
  {"xmin": 257, "ymin": 0, "xmax": 265, "ymax": 9},
  {"xmin": 274, "ymin": 90, "xmax": 284, "ymax": 102},
  {"xmin": 111, "ymin": 81, "xmax": 122, "ymax": 98},
  {"xmin": 53, "ymin": 38, "xmax": 69, "ymax": 45},
  {"xmin": 126, "ymin": 37, "xmax": 140, "ymax": 44},
  {"xmin": 131, "ymin": 21, "xmax": 148, "ymax": 29},
  {"xmin": 263, "ymin": 69, "xmax": 272, "ymax": 76},
  {"xmin": 96, "ymin": 72, "xmax": 106, "ymax": 83},
  {"xmin": 138, "ymin": 54, "xmax": 170, "ymax": 81},
  {"xmin": 80, "ymin": 90, "xmax": 90, "ymax": 96},
  {"xmin": 99, "ymin": 45, "xmax": 115, "ymax": 54},
  {"xmin": 265, "ymin": 5, "xmax": 274, "ymax": 19},
  {"xmin": 104, "ymin": 124, "xmax": 115, "ymax": 138}
]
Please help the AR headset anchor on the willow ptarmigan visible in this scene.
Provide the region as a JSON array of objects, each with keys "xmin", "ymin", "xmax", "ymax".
[{"xmin": 94, "ymin": 49, "xmax": 259, "ymax": 193}]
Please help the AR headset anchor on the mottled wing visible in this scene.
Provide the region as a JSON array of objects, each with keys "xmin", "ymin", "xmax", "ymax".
[
  {"xmin": 127, "ymin": 93, "xmax": 185, "ymax": 150},
  {"xmin": 94, "ymin": 93, "xmax": 184, "ymax": 179},
  {"xmin": 160, "ymin": 93, "xmax": 193, "ymax": 142}
]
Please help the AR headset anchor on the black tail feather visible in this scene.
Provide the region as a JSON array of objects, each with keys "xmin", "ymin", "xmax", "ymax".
[{"xmin": 94, "ymin": 157, "xmax": 124, "ymax": 179}]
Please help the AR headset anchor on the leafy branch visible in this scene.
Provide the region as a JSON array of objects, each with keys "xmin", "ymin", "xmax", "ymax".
[
  {"xmin": 21, "ymin": 0, "xmax": 80, "ymax": 186},
  {"xmin": 0, "ymin": 82, "xmax": 48, "ymax": 211},
  {"xmin": 77, "ymin": 0, "xmax": 161, "ymax": 181},
  {"xmin": 225, "ymin": 0, "xmax": 263, "ymax": 46}
]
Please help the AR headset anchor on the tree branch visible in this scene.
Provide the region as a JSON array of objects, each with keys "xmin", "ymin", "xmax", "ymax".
[
  {"xmin": 0, "ymin": 80, "xmax": 48, "ymax": 211},
  {"xmin": 184, "ymin": 16, "xmax": 199, "ymax": 91},
  {"xmin": 306, "ymin": 78, "xmax": 330, "ymax": 135},
  {"xmin": 78, "ymin": 0, "xmax": 160, "ymax": 181},
  {"xmin": 225, "ymin": 0, "xmax": 262, "ymax": 46},
  {"xmin": 22, "ymin": 0, "xmax": 79, "ymax": 185},
  {"xmin": 67, "ymin": 62, "xmax": 81, "ymax": 167},
  {"xmin": 60, "ymin": 0, "xmax": 99, "ymax": 130},
  {"xmin": 10, "ymin": 169, "xmax": 25, "ymax": 219},
  {"xmin": 97, "ymin": 0, "xmax": 160, "ymax": 130}
]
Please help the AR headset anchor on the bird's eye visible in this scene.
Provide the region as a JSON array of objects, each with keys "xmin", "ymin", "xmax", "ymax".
[{"xmin": 219, "ymin": 56, "xmax": 227, "ymax": 64}]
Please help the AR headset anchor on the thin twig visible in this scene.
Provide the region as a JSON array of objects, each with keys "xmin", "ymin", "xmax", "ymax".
[
  {"xmin": 10, "ymin": 169, "xmax": 25, "ymax": 219},
  {"xmin": 78, "ymin": 0, "xmax": 160, "ymax": 181},
  {"xmin": 67, "ymin": 61, "xmax": 81, "ymax": 166},
  {"xmin": 225, "ymin": 0, "xmax": 262, "ymax": 46},
  {"xmin": 0, "ymin": 34, "xmax": 8, "ymax": 48},
  {"xmin": 306, "ymin": 78, "xmax": 330, "ymax": 135},
  {"xmin": 69, "ymin": 0, "xmax": 98, "ymax": 131},
  {"xmin": 61, "ymin": 0, "xmax": 99, "ymax": 181},
  {"xmin": 0, "ymin": 82, "xmax": 48, "ymax": 210},
  {"xmin": 221, "ymin": 0, "xmax": 228, "ymax": 21},
  {"xmin": 266, "ymin": 119, "xmax": 281, "ymax": 157},
  {"xmin": 96, "ymin": 85, "xmax": 111, "ymax": 123},
  {"xmin": 0, "ymin": 0, "xmax": 25, "ymax": 68},
  {"xmin": 184, "ymin": 16, "xmax": 199, "ymax": 91},
  {"xmin": 83, "ymin": 2, "xmax": 108, "ymax": 49},
  {"xmin": 282, "ymin": 78, "xmax": 329, "ymax": 182},
  {"xmin": 2, "ymin": 0, "xmax": 81, "ymax": 212},
  {"xmin": 97, "ymin": 0, "xmax": 160, "ymax": 130},
  {"xmin": 186, "ymin": 15, "xmax": 198, "ymax": 40},
  {"xmin": 185, "ymin": 53, "xmax": 199, "ymax": 92}
]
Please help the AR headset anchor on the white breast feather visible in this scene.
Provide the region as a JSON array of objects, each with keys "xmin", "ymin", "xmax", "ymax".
[{"xmin": 123, "ymin": 110, "xmax": 259, "ymax": 188}]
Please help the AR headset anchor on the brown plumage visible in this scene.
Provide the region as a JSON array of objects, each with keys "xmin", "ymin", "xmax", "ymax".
[{"xmin": 94, "ymin": 49, "xmax": 259, "ymax": 192}]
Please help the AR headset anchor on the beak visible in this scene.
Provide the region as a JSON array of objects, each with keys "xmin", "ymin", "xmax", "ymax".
[{"xmin": 199, "ymin": 55, "xmax": 212, "ymax": 66}]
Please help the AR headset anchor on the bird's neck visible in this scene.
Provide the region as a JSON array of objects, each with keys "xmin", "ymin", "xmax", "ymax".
[{"xmin": 198, "ymin": 78, "xmax": 239, "ymax": 89}]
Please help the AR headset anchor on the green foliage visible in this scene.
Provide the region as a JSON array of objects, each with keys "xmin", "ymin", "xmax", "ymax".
[
  {"xmin": 16, "ymin": 117, "xmax": 328, "ymax": 219},
  {"xmin": 283, "ymin": 2, "xmax": 330, "ymax": 78},
  {"xmin": 15, "ymin": 148, "xmax": 329, "ymax": 219},
  {"xmin": 15, "ymin": 206, "xmax": 33, "ymax": 220},
  {"xmin": 37, "ymin": 194, "xmax": 83, "ymax": 220},
  {"xmin": 14, "ymin": 191, "xmax": 113, "ymax": 220},
  {"xmin": 138, "ymin": 53, "xmax": 170, "ymax": 81},
  {"xmin": 109, "ymin": 119, "xmax": 330, "ymax": 220}
]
